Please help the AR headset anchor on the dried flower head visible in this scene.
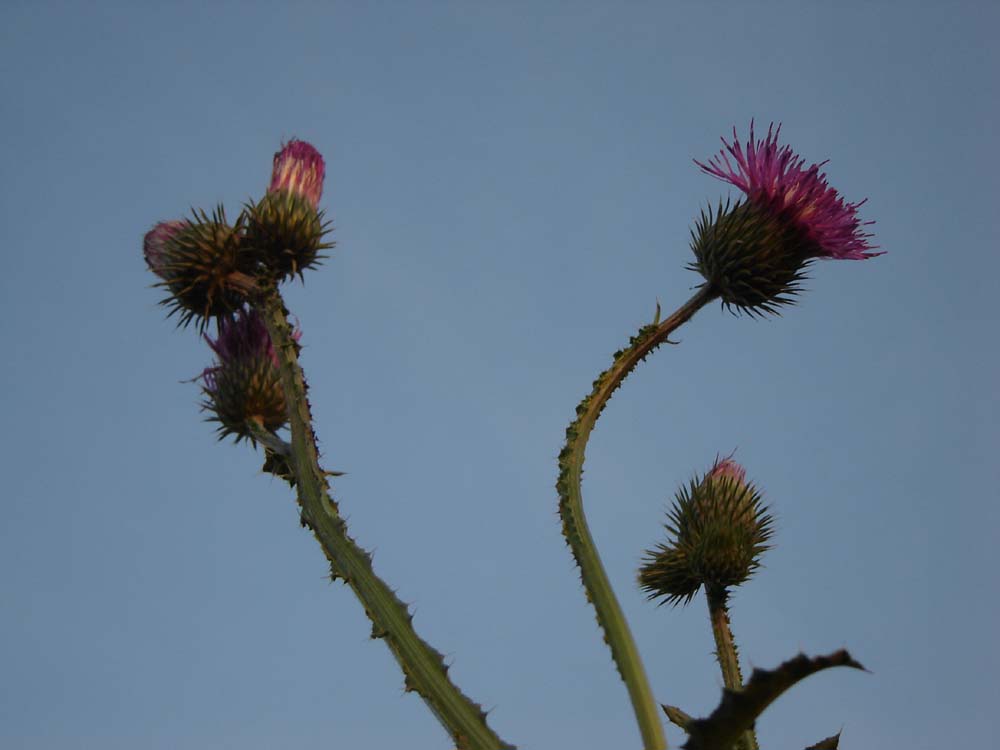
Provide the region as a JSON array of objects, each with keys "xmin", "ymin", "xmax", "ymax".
[
  {"xmin": 247, "ymin": 140, "xmax": 333, "ymax": 282},
  {"xmin": 690, "ymin": 122, "xmax": 881, "ymax": 315},
  {"xmin": 200, "ymin": 307, "xmax": 295, "ymax": 442},
  {"xmin": 639, "ymin": 457, "xmax": 773, "ymax": 605},
  {"xmin": 143, "ymin": 209, "xmax": 257, "ymax": 329}
]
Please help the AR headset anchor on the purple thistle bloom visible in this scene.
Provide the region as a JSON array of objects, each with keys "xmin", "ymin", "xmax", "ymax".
[
  {"xmin": 205, "ymin": 307, "xmax": 277, "ymax": 369},
  {"xmin": 202, "ymin": 307, "xmax": 302, "ymax": 388},
  {"xmin": 143, "ymin": 220, "xmax": 190, "ymax": 278},
  {"xmin": 269, "ymin": 140, "xmax": 325, "ymax": 209},
  {"xmin": 696, "ymin": 122, "xmax": 881, "ymax": 260}
]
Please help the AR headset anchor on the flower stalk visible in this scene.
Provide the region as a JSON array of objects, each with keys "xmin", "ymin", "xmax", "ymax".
[
  {"xmin": 705, "ymin": 585, "xmax": 757, "ymax": 750},
  {"xmin": 557, "ymin": 285, "xmax": 717, "ymax": 750},
  {"xmin": 254, "ymin": 281, "xmax": 513, "ymax": 750}
]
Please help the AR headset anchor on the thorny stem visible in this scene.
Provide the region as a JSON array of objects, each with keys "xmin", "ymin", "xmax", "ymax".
[
  {"xmin": 706, "ymin": 585, "xmax": 758, "ymax": 750},
  {"xmin": 254, "ymin": 281, "xmax": 514, "ymax": 750},
  {"xmin": 557, "ymin": 285, "xmax": 717, "ymax": 750}
]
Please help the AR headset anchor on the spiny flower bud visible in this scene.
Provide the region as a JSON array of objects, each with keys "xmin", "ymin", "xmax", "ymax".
[
  {"xmin": 639, "ymin": 457, "xmax": 773, "ymax": 605},
  {"xmin": 200, "ymin": 307, "xmax": 297, "ymax": 442},
  {"xmin": 246, "ymin": 139, "xmax": 334, "ymax": 282},
  {"xmin": 143, "ymin": 209, "xmax": 257, "ymax": 329},
  {"xmin": 690, "ymin": 122, "xmax": 882, "ymax": 315}
]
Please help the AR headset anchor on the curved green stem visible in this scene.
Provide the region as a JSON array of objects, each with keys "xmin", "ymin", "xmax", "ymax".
[
  {"xmin": 255, "ymin": 283, "xmax": 514, "ymax": 750},
  {"xmin": 557, "ymin": 286, "xmax": 716, "ymax": 750},
  {"xmin": 705, "ymin": 585, "xmax": 757, "ymax": 750}
]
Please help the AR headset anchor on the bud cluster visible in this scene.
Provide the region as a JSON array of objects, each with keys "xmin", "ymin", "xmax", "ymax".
[
  {"xmin": 144, "ymin": 140, "xmax": 328, "ymax": 443},
  {"xmin": 144, "ymin": 140, "xmax": 333, "ymax": 329}
]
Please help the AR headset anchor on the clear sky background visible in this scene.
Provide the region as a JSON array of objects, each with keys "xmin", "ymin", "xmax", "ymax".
[{"xmin": 1, "ymin": 2, "xmax": 997, "ymax": 748}]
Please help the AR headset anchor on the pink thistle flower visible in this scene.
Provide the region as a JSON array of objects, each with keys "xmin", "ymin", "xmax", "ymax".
[
  {"xmin": 269, "ymin": 139, "xmax": 325, "ymax": 209},
  {"xmin": 143, "ymin": 220, "xmax": 190, "ymax": 279},
  {"xmin": 696, "ymin": 122, "xmax": 881, "ymax": 260}
]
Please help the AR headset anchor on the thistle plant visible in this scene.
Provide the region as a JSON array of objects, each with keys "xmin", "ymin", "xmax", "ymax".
[{"xmin": 144, "ymin": 125, "xmax": 880, "ymax": 749}]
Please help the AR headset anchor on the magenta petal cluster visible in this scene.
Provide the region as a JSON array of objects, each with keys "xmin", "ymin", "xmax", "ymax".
[
  {"xmin": 143, "ymin": 220, "xmax": 189, "ymax": 278},
  {"xmin": 205, "ymin": 308, "xmax": 278, "ymax": 371},
  {"xmin": 269, "ymin": 139, "xmax": 325, "ymax": 209},
  {"xmin": 696, "ymin": 123, "xmax": 881, "ymax": 260}
]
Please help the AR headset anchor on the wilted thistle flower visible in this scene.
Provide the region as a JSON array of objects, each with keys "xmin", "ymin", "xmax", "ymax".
[
  {"xmin": 143, "ymin": 209, "xmax": 257, "ymax": 329},
  {"xmin": 246, "ymin": 139, "xmax": 334, "ymax": 282},
  {"xmin": 690, "ymin": 122, "xmax": 882, "ymax": 315},
  {"xmin": 200, "ymin": 307, "xmax": 295, "ymax": 442},
  {"xmin": 639, "ymin": 458, "xmax": 773, "ymax": 605}
]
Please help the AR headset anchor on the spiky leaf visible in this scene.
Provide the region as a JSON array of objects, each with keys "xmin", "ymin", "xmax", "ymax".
[{"xmin": 682, "ymin": 650, "xmax": 865, "ymax": 750}]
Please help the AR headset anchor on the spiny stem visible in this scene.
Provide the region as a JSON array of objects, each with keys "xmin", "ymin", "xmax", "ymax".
[
  {"xmin": 254, "ymin": 282, "xmax": 514, "ymax": 750},
  {"xmin": 705, "ymin": 585, "xmax": 758, "ymax": 750},
  {"xmin": 557, "ymin": 286, "xmax": 716, "ymax": 750}
]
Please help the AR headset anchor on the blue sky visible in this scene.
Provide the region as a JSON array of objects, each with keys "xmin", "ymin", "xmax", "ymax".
[{"xmin": 1, "ymin": 2, "xmax": 997, "ymax": 748}]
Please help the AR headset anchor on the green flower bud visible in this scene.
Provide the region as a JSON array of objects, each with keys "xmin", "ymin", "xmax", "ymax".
[
  {"xmin": 639, "ymin": 458, "xmax": 773, "ymax": 605},
  {"xmin": 245, "ymin": 191, "xmax": 333, "ymax": 282}
]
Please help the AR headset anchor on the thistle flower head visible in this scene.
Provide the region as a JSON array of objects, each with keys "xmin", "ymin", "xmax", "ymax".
[
  {"xmin": 639, "ymin": 457, "xmax": 773, "ymax": 605},
  {"xmin": 143, "ymin": 208, "xmax": 257, "ymax": 329},
  {"xmin": 200, "ymin": 307, "xmax": 297, "ymax": 442},
  {"xmin": 247, "ymin": 140, "xmax": 333, "ymax": 283},
  {"xmin": 690, "ymin": 122, "xmax": 881, "ymax": 315},
  {"xmin": 696, "ymin": 122, "xmax": 879, "ymax": 261},
  {"xmin": 269, "ymin": 139, "xmax": 325, "ymax": 209}
]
